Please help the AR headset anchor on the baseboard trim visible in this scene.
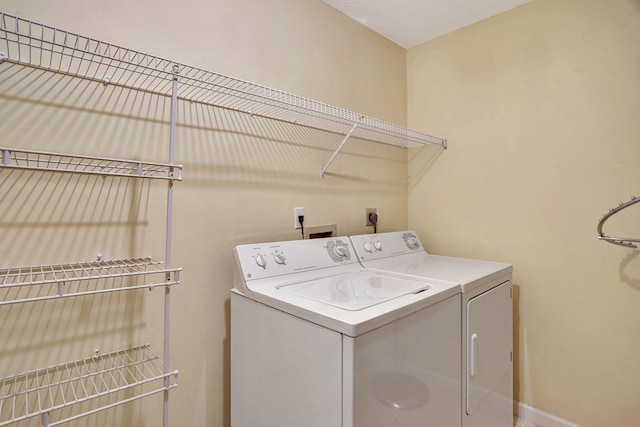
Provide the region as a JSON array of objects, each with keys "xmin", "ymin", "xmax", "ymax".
[{"xmin": 515, "ymin": 401, "xmax": 583, "ymax": 427}]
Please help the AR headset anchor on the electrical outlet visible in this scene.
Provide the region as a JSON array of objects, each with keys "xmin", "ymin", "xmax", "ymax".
[
  {"xmin": 294, "ymin": 207, "xmax": 304, "ymax": 229},
  {"xmin": 365, "ymin": 208, "xmax": 377, "ymax": 226}
]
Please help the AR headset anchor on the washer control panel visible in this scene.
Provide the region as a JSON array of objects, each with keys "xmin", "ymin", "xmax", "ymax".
[
  {"xmin": 350, "ymin": 231, "xmax": 424, "ymax": 262},
  {"xmin": 235, "ymin": 237, "xmax": 355, "ymax": 281}
]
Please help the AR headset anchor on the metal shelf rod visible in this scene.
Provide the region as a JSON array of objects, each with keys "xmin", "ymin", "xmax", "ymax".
[
  {"xmin": 163, "ymin": 61, "xmax": 179, "ymax": 427},
  {"xmin": 0, "ymin": 281, "xmax": 179, "ymax": 307}
]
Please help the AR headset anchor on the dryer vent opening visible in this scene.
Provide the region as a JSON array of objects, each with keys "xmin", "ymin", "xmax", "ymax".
[{"xmin": 305, "ymin": 224, "xmax": 337, "ymax": 239}]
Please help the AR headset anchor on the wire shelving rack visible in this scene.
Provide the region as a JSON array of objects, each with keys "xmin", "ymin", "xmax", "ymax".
[
  {"xmin": 0, "ymin": 257, "xmax": 181, "ymax": 306},
  {"xmin": 1, "ymin": 148, "xmax": 183, "ymax": 181},
  {"xmin": 0, "ymin": 11, "xmax": 446, "ymax": 177},
  {"xmin": 0, "ymin": 11, "xmax": 186, "ymax": 427},
  {"xmin": 0, "ymin": 345, "xmax": 178, "ymax": 427}
]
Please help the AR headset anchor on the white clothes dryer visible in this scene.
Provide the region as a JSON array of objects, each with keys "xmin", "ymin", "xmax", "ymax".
[
  {"xmin": 232, "ymin": 236, "xmax": 462, "ymax": 427},
  {"xmin": 350, "ymin": 231, "xmax": 513, "ymax": 427}
]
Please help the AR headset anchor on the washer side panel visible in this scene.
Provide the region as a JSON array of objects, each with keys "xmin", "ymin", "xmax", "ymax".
[{"xmin": 231, "ymin": 294, "xmax": 343, "ymax": 427}]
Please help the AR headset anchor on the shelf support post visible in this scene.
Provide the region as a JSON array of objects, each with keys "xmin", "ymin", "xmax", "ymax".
[
  {"xmin": 320, "ymin": 117, "xmax": 363, "ymax": 178},
  {"xmin": 163, "ymin": 63, "xmax": 179, "ymax": 427}
]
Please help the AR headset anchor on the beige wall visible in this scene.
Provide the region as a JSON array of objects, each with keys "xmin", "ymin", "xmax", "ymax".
[
  {"xmin": 4, "ymin": 0, "xmax": 639, "ymax": 426},
  {"xmin": 408, "ymin": 0, "xmax": 640, "ymax": 426},
  {"xmin": 0, "ymin": 1, "xmax": 408, "ymax": 426}
]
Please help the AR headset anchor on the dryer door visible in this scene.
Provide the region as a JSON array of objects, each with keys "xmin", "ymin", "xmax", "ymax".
[{"xmin": 466, "ymin": 281, "xmax": 512, "ymax": 420}]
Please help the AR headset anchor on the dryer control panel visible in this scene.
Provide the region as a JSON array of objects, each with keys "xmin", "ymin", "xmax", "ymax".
[
  {"xmin": 235, "ymin": 237, "xmax": 356, "ymax": 282},
  {"xmin": 350, "ymin": 231, "xmax": 425, "ymax": 262}
]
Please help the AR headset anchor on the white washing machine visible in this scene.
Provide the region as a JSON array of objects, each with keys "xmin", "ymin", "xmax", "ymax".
[
  {"xmin": 349, "ymin": 231, "xmax": 513, "ymax": 427},
  {"xmin": 232, "ymin": 236, "xmax": 462, "ymax": 427}
]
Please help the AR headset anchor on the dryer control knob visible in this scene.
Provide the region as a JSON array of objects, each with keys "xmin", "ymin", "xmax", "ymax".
[
  {"xmin": 274, "ymin": 254, "xmax": 286, "ymax": 264},
  {"xmin": 334, "ymin": 245, "xmax": 348, "ymax": 258},
  {"xmin": 363, "ymin": 242, "xmax": 373, "ymax": 253},
  {"xmin": 408, "ymin": 237, "xmax": 419, "ymax": 248},
  {"xmin": 374, "ymin": 241, "xmax": 382, "ymax": 251},
  {"xmin": 255, "ymin": 254, "xmax": 267, "ymax": 268}
]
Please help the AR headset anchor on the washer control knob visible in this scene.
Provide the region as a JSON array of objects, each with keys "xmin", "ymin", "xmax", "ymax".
[
  {"xmin": 407, "ymin": 237, "xmax": 419, "ymax": 249},
  {"xmin": 255, "ymin": 254, "xmax": 267, "ymax": 268},
  {"xmin": 374, "ymin": 241, "xmax": 382, "ymax": 251},
  {"xmin": 274, "ymin": 254, "xmax": 286, "ymax": 264},
  {"xmin": 363, "ymin": 241, "xmax": 373, "ymax": 253},
  {"xmin": 333, "ymin": 245, "xmax": 348, "ymax": 258}
]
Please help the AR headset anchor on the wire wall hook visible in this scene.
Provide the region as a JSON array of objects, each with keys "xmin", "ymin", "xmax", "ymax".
[{"xmin": 597, "ymin": 196, "xmax": 640, "ymax": 248}]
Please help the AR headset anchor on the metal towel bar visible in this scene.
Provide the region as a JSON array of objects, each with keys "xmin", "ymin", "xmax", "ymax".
[{"xmin": 597, "ymin": 196, "xmax": 640, "ymax": 248}]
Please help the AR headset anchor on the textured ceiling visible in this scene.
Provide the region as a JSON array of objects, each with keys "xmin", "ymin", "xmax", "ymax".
[{"xmin": 323, "ymin": 0, "xmax": 530, "ymax": 48}]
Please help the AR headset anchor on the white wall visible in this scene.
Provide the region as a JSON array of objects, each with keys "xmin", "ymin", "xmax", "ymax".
[
  {"xmin": 0, "ymin": 1, "xmax": 410, "ymax": 426},
  {"xmin": 407, "ymin": 0, "xmax": 640, "ymax": 426}
]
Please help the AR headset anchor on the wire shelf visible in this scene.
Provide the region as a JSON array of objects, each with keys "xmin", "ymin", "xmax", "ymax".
[
  {"xmin": 0, "ymin": 11, "xmax": 446, "ymax": 149},
  {"xmin": 0, "ymin": 257, "xmax": 181, "ymax": 306},
  {"xmin": 0, "ymin": 344, "xmax": 178, "ymax": 427},
  {"xmin": 0, "ymin": 148, "xmax": 183, "ymax": 181}
]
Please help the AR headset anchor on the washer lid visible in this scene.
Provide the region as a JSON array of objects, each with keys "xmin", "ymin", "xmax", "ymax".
[{"xmin": 277, "ymin": 270, "xmax": 429, "ymax": 311}]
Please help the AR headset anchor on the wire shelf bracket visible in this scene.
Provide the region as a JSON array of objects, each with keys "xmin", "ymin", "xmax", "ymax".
[{"xmin": 320, "ymin": 117, "xmax": 362, "ymax": 178}]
